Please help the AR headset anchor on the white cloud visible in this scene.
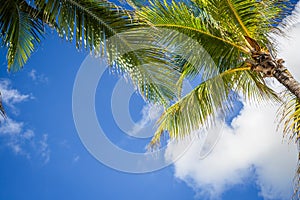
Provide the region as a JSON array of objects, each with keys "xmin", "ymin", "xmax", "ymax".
[
  {"xmin": 28, "ymin": 69, "xmax": 37, "ymax": 81},
  {"xmin": 22, "ymin": 129, "xmax": 35, "ymax": 140},
  {"xmin": 0, "ymin": 79, "xmax": 31, "ymax": 105},
  {"xmin": 28, "ymin": 69, "xmax": 48, "ymax": 83},
  {"xmin": 0, "ymin": 79, "xmax": 31, "ymax": 113},
  {"xmin": 0, "ymin": 81, "xmax": 50, "ymax": 164},
  {"xmin": 38, "ymin": 134, "xmax": 50, "ymax": 164},
  {"xmin": 129, "ymin": 103, "xmax": 163, "ymax": 137},
  {"xmin": 73, "ymin": 155, "xmax": 80, "ymax": 163},
  {"xmin": 166, "ymin": 3, "xmax": 300, "ymax": 200},
  {"xmin": 166, "ymin": 102, "xmax": 297, "ymax": 200},
  {"xmin": 7, "ymin": 142, "xmax": 24, "ymax": 154},
  {"xmin": 0, "ymin": 118, "xmax": 23, "ymax": 135},
  {"xmin": 0, "ymin": 118, "xmax": 50, "ymax": 163}
]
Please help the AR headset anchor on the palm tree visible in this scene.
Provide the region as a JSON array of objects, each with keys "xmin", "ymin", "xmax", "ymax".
[
  {"xmin": 135, "ymin": 0, "xmax": 300, "ymax": 198},
  {"xmin": 1, "ymin": 0, "xmax": 300, "ymax": 198}
]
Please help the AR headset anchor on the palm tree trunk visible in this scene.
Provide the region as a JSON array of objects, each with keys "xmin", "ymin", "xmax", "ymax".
[
  {"xmin": 273, "ymin": 68, "xmax": 300, "ymax": 100},
  {"xmin": 249, "ymin": 51, "xmax": 300, "ymax": 99}
]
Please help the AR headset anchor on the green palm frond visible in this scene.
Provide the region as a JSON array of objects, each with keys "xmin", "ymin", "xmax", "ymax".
[
  {"xmin": 35, "ymin": 0, "xmax": 183, "ymax": 105},
  {"xmin": 198, "ymin": 0, "xmax": 296, "ymax": 51},
  {"xmin": 112, "ymin": 47, "xmax": 181, "ymax": 105},
  {"xmin": 0, "ymin": 0, "xmax": 45, "ymax": 71},
  {"xmin": 194, "ymin": 0, "xmax": 291, "ymax": 43},
  {"xmin": 137, "ymin": 0, "xmax": 249, "ymax": 78},
  {"xmin": 0, "ymin": 0, "xmax": 180, "ymax": 105},
  {"xmin": 137, "ymin": 0, "xmax": 295, "ymax": 81},
  {"xmin": 279, "ymin": 92, "xmax": 300, "ymax": 142},
  {"xmin": 34, "ymin": 0, "xmax": 137, "ymax": 52},
  {"xmin": 150, "ymin": 67, "xmax": 280, "ymax": 147},
  {"xmin": 120, "ymin": 0, "xmax": 149, "ymax": 9},
  {"xmin": 278, "ymin": 92, "xmax": 300, "ymax": 199}
]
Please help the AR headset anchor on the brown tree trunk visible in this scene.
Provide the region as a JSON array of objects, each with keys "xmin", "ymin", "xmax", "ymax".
[
  {"xmin": 248, "ymin": 50, "xmax": 300, "ymax": 100},
  {"xmin": 273, "ymin": 68, "xmax": 300, "ymax": 100}
]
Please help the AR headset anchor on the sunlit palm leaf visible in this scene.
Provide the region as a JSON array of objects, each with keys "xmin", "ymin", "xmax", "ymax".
[
  {"xmin": 279, "ymin": 92, "xmax": 300, "ymax": 199},
  {"xmin": 279, "ymin": 93, "xmax": 300, "ymax": 141},
  {"xmin": 193, "ymin": 0, "xmax": 294, "ymax": 50},
  {"xmin": 150, "ymin": 67, "xmax": 280, "ymax": 147},
  {"xmin": 137, "ymin": 0, "xmax": 249, "ymax": 78},
  {"xmin": 137, "ymin": 0, "xmax": 296, "ymax": 82}
]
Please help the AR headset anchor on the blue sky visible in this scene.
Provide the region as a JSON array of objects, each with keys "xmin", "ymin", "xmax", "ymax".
[{"xmin": 0, "ymin": 1, "xmax": 300, "ymax": 200}]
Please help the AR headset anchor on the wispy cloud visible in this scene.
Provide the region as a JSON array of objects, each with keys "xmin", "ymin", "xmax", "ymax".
[
  {"xmin": 28, "ymin": 69, "xmax": 48, "ymax": 83},
  {"xmin": 0, "ymin": 117, "xmax": 50, "ymax": 164},
  {"xmin": 0, "ymin": 80, "xmax": 50, "ymax": 164},
  {"xmin": 0, "ymin": 79, "xmax": 31, "ymax": 112},
  {"xmin": 0, "ymin": 118, "xmax": 23, "ymax": 135},
  {"xmin": 73, "ymin": 155, "xmax": 80, "ymax": 163},
  {"xmin": 38, "ymin": 134, "xmax": 50, "ymax": 164},
  {"xmin": 130, "ymin": 103, "xmax": 163, "ymax": 136}
]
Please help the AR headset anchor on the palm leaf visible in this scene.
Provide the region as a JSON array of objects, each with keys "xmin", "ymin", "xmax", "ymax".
[
  {"xmin": 137, "ymin": 0, "xmax": 250, "ymax": 77},
  {"xmin": 150, "ymin": 67, "xmax": 280, "ymax": 147},
  {"xmin": 278, "ymin": 92, "xmax": 300, "ymax": 199},
  {"xmin": 137, "ymin": 0, "xmax": 296, "ymax": 82},
  {"xmin": 193, "ymin": 0, "xmax": 295, "ymax": 48},
  {"xmin": 279, "ymin": 93, "xmax": 300, "ymax": 141},
  {"xmin": 0, "ymin": 0, "xmax": 45, "ymax": 71},
  {"xmin": 0, "ymin": 0, "xmax": 181, "ymax": 105},
  {"xmin": 34, "ymin": 0, "xmax": 138, "ymax": 52},
  {"xmin": 37, "ymin": 0, "xmax": 183, "ymax": 105}
]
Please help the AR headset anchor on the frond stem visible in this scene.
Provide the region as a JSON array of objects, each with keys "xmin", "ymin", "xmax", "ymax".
[
  {"xmin": 225, "ymin": 0, "xmax": 251, "ymax": 37},
  {"xmin": 221, "ymin": 66, "xmax": 251, "ymax": 76},
  {"xmin": 175, "ymin": 66, "xmax": 251, "ymax": 105},
  {"xmin": 65, "ymin": 0, "xmax": 125, "ymax": 35},
  {"xmin": 154, "ymin": 24, "xmax": 249, "ymax": 54}
]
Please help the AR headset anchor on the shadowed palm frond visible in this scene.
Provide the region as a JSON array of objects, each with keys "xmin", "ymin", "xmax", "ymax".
[
  {"xmin": 34, "ymin": 0, "xmax": 182, "ymax": 104},
  {"xmin": 120, "ymin": 0, "xmax": 149, "ymax": 9},
  {"xmin": 0, "ymin": 0, "xmax": 45, "ymax": 71},
  {"xmin": 34, "ymin": 0, "xmax": 138, "ymax": 53},
  {"xmin": 0, "ymin": 0, "xmax": 181, "ymax": 105},
  {"xmin": 111, "ymin": 47, "xmax": 181, "ymax": 105}
]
